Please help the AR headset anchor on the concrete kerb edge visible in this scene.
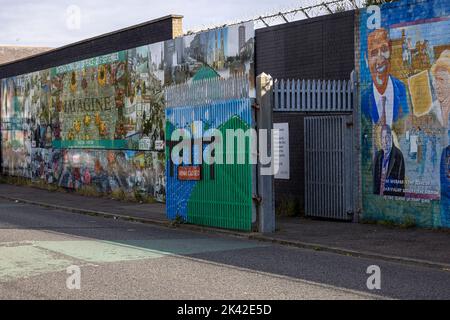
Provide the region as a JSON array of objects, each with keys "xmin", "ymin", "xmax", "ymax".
[
  {"xmin": 1, "ymin": 194, "xmax": 449, "ymax": 271},
  {"xmin": 0, "ymin": 194, "xmax": 256, "ymax": 238},
  {"xmin": 249, "ymin": 235, "xmax": 450, "ymax": 271}
]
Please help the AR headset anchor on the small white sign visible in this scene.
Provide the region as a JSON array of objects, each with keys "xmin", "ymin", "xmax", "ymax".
[
  {"xmin": 155, "ymin": 140, "xmax": 165, "ymax": 151},
  {"xmin": 139, "ymin": 136, "xmax": 151, "ymax": 151},
  {"xmin": 273, "ymin": 123, "xmax": 290, "ymax": 180}
]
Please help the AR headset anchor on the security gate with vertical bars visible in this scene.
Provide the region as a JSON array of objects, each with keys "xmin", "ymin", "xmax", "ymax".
[
  {"xmin": 304, "ymin": 115, "xmax": 354, "ymax": 220},
  {"xmin": 273, "ymin": 75, "xmax": 356, "ymax": 220}
]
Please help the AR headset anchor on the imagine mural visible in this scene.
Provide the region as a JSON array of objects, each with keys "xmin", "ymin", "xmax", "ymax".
[
  {"xmin": 0, "ymin": 22, "xmax": 255, "ymax": 203},
  {"xmin": 360, "ymin": 0, "xmax": 449, "ymax": 228}
]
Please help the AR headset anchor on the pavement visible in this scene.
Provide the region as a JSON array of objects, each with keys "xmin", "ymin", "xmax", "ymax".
[
  {"xmin": 2, "ymin": 198, "xmax": 450, "ymax": 299},
  {"xmin": 0, "ymin": 183, "xmax": 449, "ymax": 270}
]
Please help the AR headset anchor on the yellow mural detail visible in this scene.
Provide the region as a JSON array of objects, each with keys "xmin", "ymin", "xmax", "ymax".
[{"xmin": 408, "ymin": 70, "xmax": 433, "ymax": 117}]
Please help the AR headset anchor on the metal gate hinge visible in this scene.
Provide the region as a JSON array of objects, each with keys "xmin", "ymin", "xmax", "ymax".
[{"xmin": 252, "ymin": 194, "xmax": 262, "ymax": 203}]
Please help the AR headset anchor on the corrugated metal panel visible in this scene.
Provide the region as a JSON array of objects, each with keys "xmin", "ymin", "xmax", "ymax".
[
  {"xmin": 165, "ymin": 98, "xmax": 253, "ymax": 231},
  {"xmin": 304, "ymin": 115, "xmax": 353, "ymax": 220}
]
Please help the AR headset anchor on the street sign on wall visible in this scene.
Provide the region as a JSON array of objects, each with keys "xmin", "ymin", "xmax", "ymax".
[{"xmin": 178, "ymin": 166, "xmax": 201, "ymax": 181}]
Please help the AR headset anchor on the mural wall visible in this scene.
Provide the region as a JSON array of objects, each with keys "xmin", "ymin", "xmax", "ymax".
[
  {"xmin": 360, "ymin": 0, "xmax": 449, "ymax": 228},
  {"xmin": 0, "ymin": 22, "xmax": 255, "ymax": 203}
]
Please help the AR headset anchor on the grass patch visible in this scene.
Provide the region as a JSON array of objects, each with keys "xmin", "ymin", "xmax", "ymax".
[
  {"xmin": 170, "ymin": 213, "xmax": 186, "ymax": 227},
  {"xmin": 275, "ymin": 195, "xmax": 302, "ymax": 217},
  {"xmin": 362, "ymin": 216, "xmax": 417, "ymax": 229},
  {"xmin": 77, "ymin": 185, "xmax": 101, "ymax": 198},
  {"xmin": 0, "ymin": 174, "xmax": 159, "ymax": 205},
  {"xmin": 111, "ymin": 189, "xmax": 126, "ymax": 201}
]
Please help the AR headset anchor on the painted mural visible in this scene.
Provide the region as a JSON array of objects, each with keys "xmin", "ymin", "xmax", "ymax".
[
  {"xmin": 360, "ymin": 0, "xmax": 449, "ymax": 228},
  {"xmin": 161, "ymin": 22, "xmax": 255, "ymax": 93},
  {"xmin": 47, "ymin": 49, "xmax": 167, "ymax": 151},
  {"xmin": 165, "ymin": 98, "xmax": 254, "ymax": 231},
  {"xmin": 0, "ymin": 22, "xmax": 255, "ymax": 203}
]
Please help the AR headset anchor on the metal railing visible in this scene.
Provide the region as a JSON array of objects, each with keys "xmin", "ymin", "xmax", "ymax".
[{"xmin": 165, "ymin": 74, "xmax": 250, "ymax": 108}]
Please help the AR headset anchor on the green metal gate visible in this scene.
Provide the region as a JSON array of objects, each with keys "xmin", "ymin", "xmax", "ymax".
[{"xmin": 165, "ymin": 77, "xmax": 255, "ymax": 231}]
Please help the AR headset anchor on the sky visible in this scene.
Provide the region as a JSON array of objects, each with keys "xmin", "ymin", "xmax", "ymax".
[{"xmin": 0, "ymin": 0, "xmax": 360, "ymax": 48}]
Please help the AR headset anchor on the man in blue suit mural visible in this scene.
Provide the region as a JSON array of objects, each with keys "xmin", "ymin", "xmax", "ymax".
[{"xmin": 363, "ymin": 28, "xmax": 410, "ymax": 127}]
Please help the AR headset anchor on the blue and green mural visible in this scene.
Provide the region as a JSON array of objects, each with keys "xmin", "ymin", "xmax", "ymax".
[
  {"xmin": 360, "ymin": 0, "xmax": 449, "ymax": 228},
  {"xmin": 165, "ymin": 98, "xmax": 254, "ymax": 231}
]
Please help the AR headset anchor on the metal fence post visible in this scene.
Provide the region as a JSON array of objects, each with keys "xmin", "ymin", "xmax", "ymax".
[{"xmin": 256, "ymin": 73, "xmax": 275, "ymax": 233}]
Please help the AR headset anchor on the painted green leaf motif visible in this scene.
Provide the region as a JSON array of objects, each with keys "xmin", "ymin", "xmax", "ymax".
[{"xmin": 187, "ymin": 115, "xmax": 253, "ymax": 231}]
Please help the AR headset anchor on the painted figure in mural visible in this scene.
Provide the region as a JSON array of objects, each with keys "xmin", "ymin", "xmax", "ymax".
[
  {"xmin": 430, "ymin": 50, "xmax": 450, "ymax": 226},
  {"xmin": 363, "ymin": 28, "xmax": 410, "ymax": 127},
  {"xmin": 92, "ymin": 158, "xmax": 108, "ymax": 193},
  {"xmin": 114, "ymin": 152, "xmax": 129, "ymax": 189},
  {"xmin": 45, "ymin": 125, "xmax": 53, "ymax": 148},
  {"xmin": 82, "ymin": 167, "xmax": 92, "ymax": 185},
  {"xmin": 408, "ymin": 126, "xmax": 418, "ymax": 160},
  {"xmin": 106, "ymin": 151, "xmax": 118, "ymax": 191},
  {"xmin": 431, "ymin": 50, "xmax": 450, "ymax": 129},
  {"xmin": 373, "ymin": 125, "xmax": 405, "ymax": 197},
  {"xmin": 401, "ymin": 31, "xmax": 413, "ymax": 67},
  {"xmin": 407, "ymin": 38, "xmax": 414, "ymax": 66},
  {"xmin": 50, "ymin": 151, "xmax": 63, "ymax": 184},
  {"xmin": 424, "ymin": 40, "xmax": 434, "ymax": 65},
  {"xmin": 431, "ymin": 132, "xmax": 438, "ymax": 172},
  {"xmin": 417, "ymin": 127, "xmax": 424, "ymax": 164}
]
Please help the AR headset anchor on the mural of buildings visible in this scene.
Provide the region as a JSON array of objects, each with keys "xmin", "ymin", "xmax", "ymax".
[
  {"xmin": 359, "ymin": 0, "xmax": 449, "ymax": 228},
  {"xmin": 163, "ymin": 22, "xmax": 255, "ymax": 91},
  {"xmin": 0, "ymin": 22, "xmax": 255, "ymax": 203}
]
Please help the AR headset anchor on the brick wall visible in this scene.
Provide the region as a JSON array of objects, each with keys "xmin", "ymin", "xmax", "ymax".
[
  {"xmin": 0, "ymin": 46, "xmax": 51, "ymax": 65},
  {"xmin": 172, "ymin": 16, "xmax": 184, "ymax": 38}
]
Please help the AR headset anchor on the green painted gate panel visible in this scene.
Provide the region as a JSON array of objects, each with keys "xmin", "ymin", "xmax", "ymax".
[{"xmin": 166, "ymin": 99, "xmax": 254, "ymax": 231}]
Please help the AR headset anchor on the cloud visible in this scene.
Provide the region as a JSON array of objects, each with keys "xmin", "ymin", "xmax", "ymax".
[{"xmin": 0, "ymin": 0, "xmax": 305, "ymax": 47}]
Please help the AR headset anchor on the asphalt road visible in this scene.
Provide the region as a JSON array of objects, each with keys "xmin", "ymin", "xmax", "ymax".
[{"xmin": 1, "ymin": 198, "xmax": 449, "ymax": 300}]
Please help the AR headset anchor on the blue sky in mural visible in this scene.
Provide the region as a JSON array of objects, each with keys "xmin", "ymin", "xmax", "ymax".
[{"xmin": 0, "ymin": 0, "xmax": 320, "ymax": 47}]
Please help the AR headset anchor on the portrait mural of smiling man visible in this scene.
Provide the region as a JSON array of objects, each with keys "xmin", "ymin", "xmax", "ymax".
[{"xmin": 360, "ymin": 0, "xmax": 450, "ymax": 228}]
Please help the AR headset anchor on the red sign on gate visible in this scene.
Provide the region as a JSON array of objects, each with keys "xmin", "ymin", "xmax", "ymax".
[{"xmin": 178, "ymin": 166, "xmax": 201, "ymax": 181}]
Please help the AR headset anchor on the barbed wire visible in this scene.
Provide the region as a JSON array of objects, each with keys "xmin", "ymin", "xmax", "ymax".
[{"xmin": 183, "ymin": 0, "xmax": 364, "ymax": 36}]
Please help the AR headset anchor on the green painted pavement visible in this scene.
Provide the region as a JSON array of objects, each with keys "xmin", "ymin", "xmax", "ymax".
[
  {"xmin": 0, "ymin": 246, "xmax": 74, "ymax": 282},
  {"xmin": 34, "ymin": 238, "xmax": 265, "ymax": 262},
  {"xmin": 0, "ymin": 238, "xmax": 266, "ymax": 282}
]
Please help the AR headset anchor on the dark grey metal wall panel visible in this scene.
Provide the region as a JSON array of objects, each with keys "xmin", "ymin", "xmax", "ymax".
[
  {"xmin": 0, "ymin": 16, "xmax": 178, "ymax": 79},
  {"xmin": 255, "ymin": 10, "xmax": 355, "ymax": 80},
  {"xmin": 273, "ymin": 112, "xmax": 306, "ymax": 214}
]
